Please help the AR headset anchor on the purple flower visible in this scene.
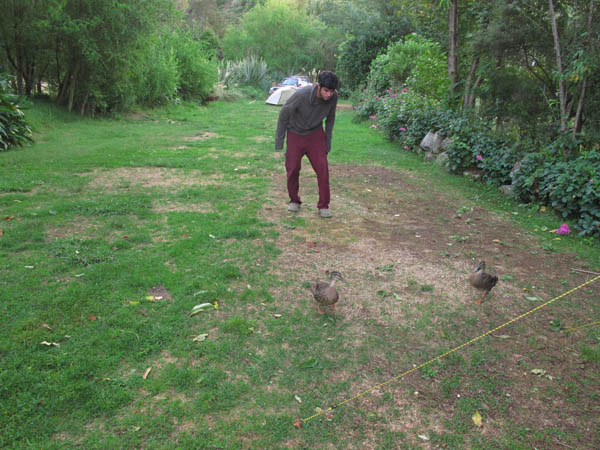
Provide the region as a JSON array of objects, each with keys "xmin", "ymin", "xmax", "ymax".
[
  {"xmin": 404, "ymin": 146, "xmax": 409, "ymax": 150},
  {"xmin": 476, "ymin": 155, "xmax": 483, "ymax": 161},
  {"xmin": 551, "ymin": 224, "xmax": 571, "ymax": 235},
  {"xmin": 403, "ymin": 88, "xmax": 408, "ymax": 93},
  {"xmin": 391, "ymin": 94, "xmax": 397, "ymax": 98},
  {"xmin": 590, "ymin": 179, "xmax": 594, "ymax": 183},
  {"xmin": 400, "ymin": 127, "xmax": 406, "ymax": 132},
  {"xmin": 369, "ymin": 115, "xmax": 377, "ymax": 120},
  {"xmin": 370, "ymin": 124, "xmax": 377, "ymax": 129},
  {"xmin": 387, "ymin": 88, "xmax": 393, "ymax": 94}
]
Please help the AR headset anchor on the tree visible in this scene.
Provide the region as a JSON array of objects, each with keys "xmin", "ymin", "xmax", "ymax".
[{"xmin": 222, "ymin": 0, "xmax": 333, "ymax": 75}]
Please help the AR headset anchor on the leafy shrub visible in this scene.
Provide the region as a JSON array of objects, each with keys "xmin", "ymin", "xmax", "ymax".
[
  {"xmin": 0, "ymin": 74, "xmax": 33, "ymax": 150},
  {"xmin": 169, "ymin": 28, "xmax": 218, "ymax": 101},
  {"xmin": 512, "ymin": 151, "xmax": 600, "ymax": 236},
  {"xmin": 129, "ymin": 33, "xmax": 180, "ymax": 106},
  {"xmin": 364, "ymin": 53, "xmax": 391, "ymax": 97},
  {"xmin": 220, "ymin": 56, "xmax": 270, "ymax": 91},
  {"xmin": 385, "ymin": 34, "xmax": 449, "ymax": 101}
]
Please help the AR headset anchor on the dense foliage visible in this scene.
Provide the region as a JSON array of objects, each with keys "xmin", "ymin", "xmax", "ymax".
[
  {"xmin": 0, "ymin": 0, "xmax": 217, "ymax": 113},
  {"xmin": 222, "ymin": 0, "xmax": 334, "ymax": 77},
  {"xmin": 0, "ymin": 74, "xmax": 32, "ymax": 150}
]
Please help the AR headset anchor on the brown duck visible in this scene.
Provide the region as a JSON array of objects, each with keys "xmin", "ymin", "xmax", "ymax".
[
  {"xmin": 310, "ymin": 271, "xmax": 346, "ymax": 314},
  {"xmin": 469, "ymin": 261, "xmax": 498, "ymax": 304}
]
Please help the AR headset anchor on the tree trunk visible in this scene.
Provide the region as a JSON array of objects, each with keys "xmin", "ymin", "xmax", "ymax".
[
  {"xmin": 462, "ymin": 56, "xmax": 479, "ymax": 110},
  {"xmin": 67, "ymin": 63, "xmax": 80, "ymax": 113},
  {"xmin": 573, "ymin": 79, "xmax": 586, "ymax": 136},
  {"xmin": 548, "ymin": 0, "xmax": 567, "ymax": 133},
  {"xmin": 572, "ymin": 0, "xmax": 595, "ymax": 138},
  {"xmin": 448, "ymin": 0, "xmax": 459, "ymax": 102}
]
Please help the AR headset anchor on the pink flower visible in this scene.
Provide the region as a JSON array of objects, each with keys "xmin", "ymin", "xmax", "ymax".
[
  {"xmin": 403, "ymin": 88, "xmax": 408, "ymax": 93},
  {"xmin": 387, "ymin": 88, "xmax": 393, "ymax": 94},
  {"xmin": 400, "ymin": 127, "xmax": 406, "ymax": 132},
  {"xmin": 391, "ymin": 94, "xmax": 397, "ymax": 98},
  {"xmin": 404, "ymin": 146, "xmax": 409, "ymax": 150},
  {"xmin": 370, "ymin": 124, "xmax": 377, "ymax": 129},
  {"xmin": 551, "ymin": 224, "xmax": 571, "ymax": 235},
  {"xmin": 375, "ymin": 96, "xmax": 380, "ymax": 101},
  {"xmin": 369, "ymin": 115, "xmax": 377, "ymax": 120},
  {"xmin": 476, "ymin": 155, "xmax": 483, "ymax": 161}
]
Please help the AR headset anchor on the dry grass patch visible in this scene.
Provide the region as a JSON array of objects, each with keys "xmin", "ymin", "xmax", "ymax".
[
  {"xmin": 152, "ymin": 199, "xmax": 214, "ymax": 214},
  {"xmin": 45, "ymin": 217, "xmax": 98, "ymax": 242},
  {"xmin": 182, "ymin": 132, "xmax": 220, "ymax": 141},
  {"xmin": 85, "ymin": 167, "xmax": 224, "ymax": 192}
]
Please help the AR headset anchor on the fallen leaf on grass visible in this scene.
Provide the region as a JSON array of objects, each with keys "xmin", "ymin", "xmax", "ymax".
[
  {"xmin": 293, "ymin": 418, "xmax": 302, "ymax": 429},
  {"xmin": 525, "ymin": 296, "xmax": 543, "ymax": 302},
  {"xmin": 0, "ymin": 229, "xmax": 3, "ymax": 237},
  {"xmin": 472, "ymin": 411, "xmax": 483, "ymax": 427},
  {"xmin": 192, "ymin": 334, "xmax": 208, "ymax": 342},
  {"xmin": 189, "ymin": 303, "xmax": 217, "ymax": 316},
  {"xmin": 143, "ymin": 367, "xmax": 152, "ymax": 379},
  {"xmin": 41, "ymin": 341, "xmax": 60, "ymax": 347},
  {"xmin": 294, "ymin": 395, "xmax": 302, "ymax": 403},
  {"xmin": 88, "ymin": 315, "xmax": 97, "ymax": 321},
  {"xmin": 494, "ymin": 335, "xmax": 511, "ymax": 339},
  {"xmin": 531, "ymin": 368, "xmax": 546, "ymax": 376},
  {"xmin": 418, "ymin": 434, "xmax": 429, "ymax": 441},
  {"xmin": 40, "ymin": 323, "xmax": 53, "ymax": 331}
]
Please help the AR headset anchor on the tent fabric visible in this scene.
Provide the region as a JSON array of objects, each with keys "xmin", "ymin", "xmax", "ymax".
[{"xmin": 266, "ymin": 87, "xmax": 297, "ymax": 106}]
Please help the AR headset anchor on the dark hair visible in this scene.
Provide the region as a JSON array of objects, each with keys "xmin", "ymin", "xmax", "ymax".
[{"xmin": 318, "ymin": 71, "xmax": 338, "ymax": 90}]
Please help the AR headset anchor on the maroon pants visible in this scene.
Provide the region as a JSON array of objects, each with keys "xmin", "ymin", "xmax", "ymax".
[{"xmin": 285, "ymin": 129, "xmax": 330, "ymax": 209}]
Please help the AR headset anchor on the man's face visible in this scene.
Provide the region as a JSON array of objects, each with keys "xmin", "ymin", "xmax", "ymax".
[{"xmin": 317, "ymin": 84, "xmax": 335, "ymax": 101}]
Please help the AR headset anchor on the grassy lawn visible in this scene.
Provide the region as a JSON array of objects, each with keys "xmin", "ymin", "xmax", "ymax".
[{"xmin": 1, "ymin": 98, "xmax": 599, "ymax": 449}]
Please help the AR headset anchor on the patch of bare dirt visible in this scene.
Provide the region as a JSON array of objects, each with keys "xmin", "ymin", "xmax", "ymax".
[
  {"xmin": 147, "ymin": 285, "xmax": 173, "ymax": 301},
  {"xmin": 182, "ymin": 131, "xmax": 219, "ymax": 141},
  {"xmin": 85, "ymin": 167, "xmax": 223, "ymax": 191},
  {"xmin": 265, "ymin": 162, "xmax": 600, "ymax": 448}
]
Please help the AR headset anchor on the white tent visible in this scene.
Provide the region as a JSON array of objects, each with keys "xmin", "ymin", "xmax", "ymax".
[{"xmin": 265, "ymin": 87, "xmax": 297, "ymax": 106}]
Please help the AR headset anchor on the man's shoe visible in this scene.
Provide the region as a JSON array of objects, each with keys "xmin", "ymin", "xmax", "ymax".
[
  {"xmin": 319, "ymin": 208, "xmax": 333, "ymax": 218},
  {"xmin": 288, "ymin": 202, "xmax": 300, "ymax": 212}
]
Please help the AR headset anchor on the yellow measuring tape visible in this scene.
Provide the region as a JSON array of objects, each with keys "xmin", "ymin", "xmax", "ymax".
[
  {"xmin": 300, "ymin": 274, "xmax": 600, "ymax": 426},
  {"xmin": 564, "ymin": 320, "xmax": 600, "ymax": 333}
]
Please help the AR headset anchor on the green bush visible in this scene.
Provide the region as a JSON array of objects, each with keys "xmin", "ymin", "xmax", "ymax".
[
  {"xmin": 385, "ymin": 34, "xmax": 449, "ymax": 101},
  {"xmin": 134, "ymin": 36, "xmax": 180, "ymax": 106},
  {"xmin": 169, "ymin": 28, "xmax": 218, "ymax": 101},
  {"xmin": 0, "ymin": 75, "xmax": 33, "ymax": 150},
  {"xmin": 512, "ymin": 152, "xmax": 600, "ymax": 236}
]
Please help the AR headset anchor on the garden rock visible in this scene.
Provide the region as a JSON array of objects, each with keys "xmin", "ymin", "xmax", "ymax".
[
  {"xmin": 440, "ymin": 137, "xmax": 453, "ymax": 151},
  {"xmin": 420, "ymin": 131, "xmax": 445, "ymax": 153},
  {"xmin": 463, "ymin": 169, "xmax": 483, "ymax": 180},
  {"xmin": 435, "ymin": 152, "xmax": 449, "ymax": 168},
  {"xmin": 500, "ymin": 184, "xmax": 515, "ymax": 196}
]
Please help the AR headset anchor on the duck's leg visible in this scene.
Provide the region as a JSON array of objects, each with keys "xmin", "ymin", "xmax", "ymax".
[
  {"xmin": 475, "ymin": 291, "xmax": 488, "ymax": 305},
  {"xmin": 317, "ymin": 305, "xmax": 325, "ymax": 314}
]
